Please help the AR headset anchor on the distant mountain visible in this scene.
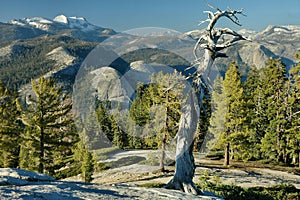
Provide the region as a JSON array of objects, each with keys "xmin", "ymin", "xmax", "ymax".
[
  {"xmin": 6, "ymin": 15, "xmax": 116, "ymax": 43},
  {"xmin": 0, "ymin": 22, "xmax": 47, "ymax": 44},
  {"xmin": 184, "ymin": 25, "xmax": 300, "ymax": 74},
  {"xmin": 0, "ymin": 14, "xmax": 299, "ymax": 92}
]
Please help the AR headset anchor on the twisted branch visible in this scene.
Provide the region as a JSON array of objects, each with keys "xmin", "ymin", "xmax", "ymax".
[{"xmin": 194, "ymin": 5, "xmax": 250, "ymax": 61}]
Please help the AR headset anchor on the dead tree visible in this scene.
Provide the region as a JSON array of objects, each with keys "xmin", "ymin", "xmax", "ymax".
[{"xmin": 165, "ymin": 5, "xmax": 250, "ymax": 194}]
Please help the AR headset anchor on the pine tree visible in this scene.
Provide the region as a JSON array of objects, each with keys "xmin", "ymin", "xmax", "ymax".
[
  {"xmin": 243, "ymin": 66, "xmax": 266, "ymax": 159},
  {"xmin": 207, "ymin": 75, "xmax": 227, "ymax": 152},
  {"xmin": 0, "ymin": 82, "xmax": 21, "ymax": 167},
  {"xmin": 223, "ymin": 63, "xmax": 248, "ymax": 165},
  {"xmin": 96, "ymin": 102, "xmax": 113, "ymax": 142},
  {"xmin": 111, "ymin": 115, "xmax": 127, "ymax": 148},
  {"xmin": 19, "ymin": 77, "xmax": 78, "ymax": 175},
  {"xmin": 73, "ymin": 141, "xmax": 94, "ymax": 182},
  {"xmin": 129, "ymin": 71, "xmax": 186, "ymax": 171},
  {"xmin": 150, "ymin": 72, "xmax": 185, "ymax": 172},
  {"xmin": 81, "ymin": 146, "xmax": 94, "ymax": 182},
  {"xmin": 287, "ymin": 53, "xmax": 300, "ymax": 167},
  {"xmin": 260, "ymin": 59, "xmax": 288, "ymax": 163},
  {"xmin": 194, "ymin": 86, "xmax": 211, "ymax": 152}
]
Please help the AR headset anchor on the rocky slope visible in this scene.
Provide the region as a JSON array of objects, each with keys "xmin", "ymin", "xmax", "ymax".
[{"xmin": 0, "ymin": 168, "xmax": 222, "ymax": 200}]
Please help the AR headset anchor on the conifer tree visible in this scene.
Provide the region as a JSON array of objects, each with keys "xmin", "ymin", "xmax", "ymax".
[
  {"xmin": 96, "ymin": 102, "xmax": 113, "ymax": 142},
  {"xmin": 129, "ymin": 71, "xmax": 185, "ymax": 171},
  {"xmin": 0, "ymin": 82, "xmax": 21, "ymax": 167},
  {"xmin": 287, "ymin": 53, "xmax": 300, "ymax": 167},
  {"xmin": 111, "ymin": 115, "xmax": 127, "ymax": 148},
  {"xmin": 223, "ymin": 63, "xmax": 248, "ymax": 165},
  {"xmin": 208, "ymin": 75, "xmax": 227, "ymax": 152},
  {"xmin": 19, "ymin": 77, "xmax": 78, "ymax": 175},
  {"xmin": 243, "ymin": 66, "xmax": 266, "ymax": 159},
  {"xmin": 260, "ymin": 59, "xmax": 288, "ymax": 163},
  {"xmin": 73, "ymin": 141, "xmax": 94, "ymax": 182},
  {"xmin": 194, "ymin": 86, "xmax": 211, "ymax": 152},
  {"xmin": 150, "ymin": 72, "xmax": 185, "ymax": 172},
  {"xmin": 81, "ymin": 146, "xmax": 94, "ymax": 182}
]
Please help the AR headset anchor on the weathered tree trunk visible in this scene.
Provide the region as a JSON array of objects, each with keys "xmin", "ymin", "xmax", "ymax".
[
  {"xmin": 166, "ymin": 5, "xmax": 249, "ymax": 195},
  {"xmin": 165, "ymin": 89, "xmax": 200, "ymax": 194}
]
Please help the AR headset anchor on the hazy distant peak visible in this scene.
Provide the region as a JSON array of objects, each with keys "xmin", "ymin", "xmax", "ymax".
[
  {"xmin": 9, "ymin": 15, "xmax": 101, "ymax": 32},
  {"xmin": 10, "ymin": 17, "xmax": 53, "ymax": 31},
  {"xmin": 53, "ymin": 14, "xmax": 96, "ymax": 31},
  {"xmin": 53, "ymin": 14, "xmax": 69, "ymax": 24}
]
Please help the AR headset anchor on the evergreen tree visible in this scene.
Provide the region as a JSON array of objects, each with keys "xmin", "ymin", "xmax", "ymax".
[
  {"xmin": 260, "ymin": 59, "xmax": 288, "ymax": 163},
  {"xmin": 96, "ymin": 102, "xmax": 113, "ymax": 142},
  {"xmin": 0, "ymin": 82, "xmax": 21, "ymax": 167},
  {"xmin": 95, "ymin": 101, "xmax": 127, "ymax": 149},
  {"xmin": 243, "ymin": 66, "xmax": 266, "ymax": 159},
  {"xmin": 73, "ymin": 141, "xmax": 94, "ymax": 182},
  {"xmin": 129, "ymin": 71, "xmax": 186, "ymax": 171},
  {"xmin": 19, "ymin": 77, "xmax": 78, "ymax": 175},
  {"xmin": 223, "ymin": 63, "xmax": 248, "ymax": 165},
  {"xmin": 81, "ymin": 146, "xmax": 94, "ymax": 182},
  {"xmin": 207, "ymin": 75, "xmax": 227, "ymax": 152},
  {"xmin": 110, "ymin": 115, "xmax": 127, "ymax": 148},
  {"xmin": 194, "ymin": 86, "xmax": 211, "ymax": 152},
  {"xmin": 287, "ymin": 53, "xmax": 300, "ymax": 167}
]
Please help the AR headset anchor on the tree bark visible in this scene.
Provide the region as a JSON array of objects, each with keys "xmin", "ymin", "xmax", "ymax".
[
  {"xmin": 165, "ymin": 89, "xmax": 200, "ymax": 195},
  {"xmin": 224, "ymin": 142, "xmax": 230, "ymax": 166},
  {"xmin": 39, "ymin": 127, "xmax": 44, "ymax": 173}
]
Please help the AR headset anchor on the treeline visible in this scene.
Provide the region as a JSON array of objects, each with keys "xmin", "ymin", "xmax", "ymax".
[
  {"xmin": 92, "ymin": 54, "xmax": 300, "ymax": 168},
  {"xmin": 1, "ymin": 54, "xmax": 299, "ymax": 180},
  {"xmin": 0, "ymin": 77, "xmax": 94, "ymax": 182},
  {"xmin": 90, "ymin": 71, "xmax": 185, "ymax": 151},
  {"xmin": 209, "ymin": 54, "xmax": 300, "ymax": 166}
]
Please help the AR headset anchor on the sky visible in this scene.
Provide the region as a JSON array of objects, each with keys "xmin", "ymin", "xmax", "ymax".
[{"xmin": 0, "ymin": 0, "xmax": 299, "ymax": 33}]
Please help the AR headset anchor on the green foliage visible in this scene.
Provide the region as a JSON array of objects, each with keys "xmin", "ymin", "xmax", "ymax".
[
  {"xmin": 73, "ymin": 141, "xmax": 95, "ymax": 182},
  {"xmin": 207, "ymin": 56, "xmax": 300, "ymax": 166},
  {"xmin": 210, "ymin": 63, "xmax": 249, "ymax": 163},
  {"xmin": 286, "ymin": 53, "xmax": 300, "ymax": 166},
  {"xmin": 19, "ymin": 77, "xmax": 78, "ymax": 175},
  {"xmin": 194, "ymin": 86, "xmax": 211, "ymax": 152},
  {"xmin": 129, "ymin": 71, "xmax": 186, "ymax": 148},
  {"xmin": 208, "ymin": 75, "xmax": 227, "ymax": 151},
  {"xmin": 95, "ymin": 101, "xmax": 128, "ymax": 149},
  {"xmin": 197, "ymin": 171, "xmax": 300, "ymax": 200},
  {"xmin": 243, "ymin": 66, "xmax": 266, "ymax": 160},
  {"xmin": 96, "ymin": 101, "xmax": 114, "ymax": 142},
  {"xmin": 0, "ymin": 35, "xmax": 96, "ymax": 89},
  {"xmin": 260, "ymin": 59, "xmax": 289, "ymax": 162},
  {"xmin": 0, "ymin": 82, "xmax": 21, "ymax": 167},
  {"xmin": 121, "ymin": 48, "xmax": 189, "ymax": 68},
  {"xmin": 81, "ymin": 147, "xmax": 94, "ymax": 182}
]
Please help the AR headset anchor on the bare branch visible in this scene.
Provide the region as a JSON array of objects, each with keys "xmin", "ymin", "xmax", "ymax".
[
  {"xmin": 203, "ymin": 11, "xmax": 214, "ymax": 19},
  {"xmin": 193, "ymin": 35, "xmax": 207, "ymax": 60},
  {"xmin": 216, "ymin": 28, "xmax": 251, "ymax": 41},
  {"xmin": 198, "ymin": 19, "xmax": 210, "ymax": 26}
]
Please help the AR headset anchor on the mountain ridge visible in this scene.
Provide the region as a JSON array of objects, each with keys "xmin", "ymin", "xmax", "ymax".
[
  {"xmin": 0, "ymin": 15, "xmax": 299, "ymax": 90},
  {"xmin": 9, "ymin": 15, "xmax": 108, "ymax": 32}
]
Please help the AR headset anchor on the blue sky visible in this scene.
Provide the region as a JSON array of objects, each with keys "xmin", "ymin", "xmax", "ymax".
[{"xmin": 0, "ymin": 0, "xmax": 299, "ymax": 32}]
